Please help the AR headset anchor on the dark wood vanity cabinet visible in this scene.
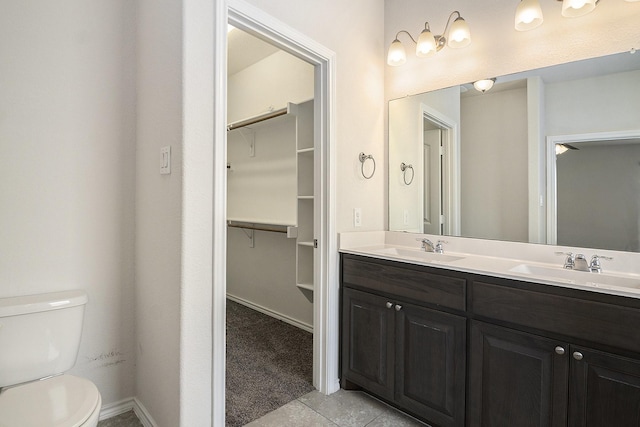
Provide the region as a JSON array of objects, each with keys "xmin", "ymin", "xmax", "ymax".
[
  {"xmin": 341, "ymin": 255, "xmax": 466, "ymax": 427},
  {"xmin": 469, "ymin": 321, "xmax": 640, "ymax": 427},
  {"xmin": 340, "ymin": 253, "xmax": 640, "ymax": 427},
  {"xmin": 468, "ymin": 321, "xmax": 569, "ymax": 427}
]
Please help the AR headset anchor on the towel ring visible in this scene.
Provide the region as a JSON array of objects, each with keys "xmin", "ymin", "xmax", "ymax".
[
  {"xmin": 359, "ymin": 152, "xmax": 376, "ymax": 179},
  {"xmin": 400, "ymin": 162, "xmax": 414, "ymax": 185}
]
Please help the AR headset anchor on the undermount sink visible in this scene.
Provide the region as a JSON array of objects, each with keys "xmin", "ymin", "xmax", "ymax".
[
  {"xmin": 509, "ymin": 264, "xmax": 640, "ymax": 290},
  {"xmin": 372, "ymin": 247, "xmax": 465, "ymax": 263}
]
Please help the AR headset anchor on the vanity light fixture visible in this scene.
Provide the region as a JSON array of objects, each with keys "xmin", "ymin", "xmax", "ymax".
[
  {"xmin": 514, "ymin": 0, "xmax": 617, "ymax": 31},
  {"xmin": 387, "ymin": 11, "xmax": 471, "ymax": 66},
  {"xmin": 473, "ymin": 78, "xmax": 496, "ymax": 93}
]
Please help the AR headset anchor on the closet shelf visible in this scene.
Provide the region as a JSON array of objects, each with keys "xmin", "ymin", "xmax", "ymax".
[
  {"xmin": 227, "ymin": 220, "xmax": 298, "ymax": 238},
  {"xmin": 298, "ymin": 241, "xmax": 315, "ymax": 247},
  {"xmin": 297, "ymin": 195, "xmax": 314, "ymax": 200},
  {"xmin": 227, "ymin": 106, "xmax": 289, "ymax": 132},
  {"xmin": 297, "ymin": 147, "xmax": 314, "ymax": 154},
  {"xmin": 296, "ymin": 283, "xmax": 314, "ymax": 292}
]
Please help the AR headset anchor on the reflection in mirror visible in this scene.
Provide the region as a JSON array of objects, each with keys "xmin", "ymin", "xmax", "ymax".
[{"xmin": 388, "ymin": 51, "xmax": 640, "ymax": 252}]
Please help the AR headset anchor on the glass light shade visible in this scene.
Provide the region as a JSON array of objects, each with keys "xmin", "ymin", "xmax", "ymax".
[
  {"xmin": 555, "ymin": 144, "xmax": 570, "ymax": 155},
  {"xmin": 416, "ymin": 29, "xmax": 437, "ymax": 57},
  {"xmin": 515, "ymin": 0, "xmax": 544, "ymax": 31},
  {"xmin": 562, "ymin": 0, "xmax": 597, "ymax": 17},
  {"xmin": 387, "ymin": 39, "xmax": 407, "ymax": 66},
  {"xmin": 447, "ymin": 17, "xmax": 471, "ymax": 49},
  {"xmin": 473, "ymin": 79, "xmax": 495, "ymax": 93}
]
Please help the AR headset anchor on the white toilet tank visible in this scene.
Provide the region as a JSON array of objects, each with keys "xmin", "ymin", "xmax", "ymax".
[{"xmin": 0, "ymin": 290, "xmax": 88, "ymax": 388}]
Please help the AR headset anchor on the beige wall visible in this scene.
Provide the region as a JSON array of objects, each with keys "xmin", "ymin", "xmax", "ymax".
[{"xmin": 0, "ymin": 0, "xmax": 137, "ymax": 407}]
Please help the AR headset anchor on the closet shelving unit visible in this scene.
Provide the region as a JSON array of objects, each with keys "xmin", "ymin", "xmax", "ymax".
[
  {"xmin": 226, "ymin": 99, "xmax": 315, "ymax": 295},
  {"xmin": 293, "ymin": 99, "xmax": 315, "ymax": 294}
]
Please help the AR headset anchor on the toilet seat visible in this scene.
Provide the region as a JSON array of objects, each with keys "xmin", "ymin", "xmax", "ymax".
[{"xmin": 0, "ymin": 374, "xmax": 101, "ymax": 427}]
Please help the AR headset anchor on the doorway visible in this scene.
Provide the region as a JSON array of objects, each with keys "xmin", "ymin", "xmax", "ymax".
[{"xmin": 212, "ymin": 3, "xmax": 339, "ymax": 426}]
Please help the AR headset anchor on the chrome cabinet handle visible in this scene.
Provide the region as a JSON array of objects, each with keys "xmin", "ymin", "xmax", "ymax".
[
  {"xmin": 555, "ymin": 346, "xmax": 565, "ymax": 355},
  {"xmin": 386, "ymin": 302, "xmax": 393, "ymax": 309},
  {"xmin": 395, "ymin": 304, "xmax": 402, "ymax": 311},
  {"xmin": 573, "ymin": 351, "xmax": 584, "ymax": 361}
]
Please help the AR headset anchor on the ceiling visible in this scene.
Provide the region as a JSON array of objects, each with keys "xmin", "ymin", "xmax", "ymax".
[{"xmin": 227, "ymin": 27, "xmax": 280, "ymax": 75}]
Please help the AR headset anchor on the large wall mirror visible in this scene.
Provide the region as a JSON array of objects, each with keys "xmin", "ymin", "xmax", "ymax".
[{"xmin": 389, "ymin": 51, "xmax": 640, "ymax": 252}]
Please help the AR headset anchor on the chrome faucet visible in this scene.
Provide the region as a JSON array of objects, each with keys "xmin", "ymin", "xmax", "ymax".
[
  {"xmin": 556, "ymin": 251, "xmax": 613, "ymax": 273},
  {"xmin": 556, "ymin": 252, "xmax": 575, "ymax": 269},
  {"xmin": 589, "ymin": 255, "xmax": 613, "ymax": 273},
  {"xmin": 574, "ymin": 254, "xmax": 589, "ymax": 272},
  {"xmin": 416, "ymin": 238, "xmax": 446, "ymax": 253},
  {"xmin": 417, "ymin": 238, "xmax": 435, "ymax": 252}
]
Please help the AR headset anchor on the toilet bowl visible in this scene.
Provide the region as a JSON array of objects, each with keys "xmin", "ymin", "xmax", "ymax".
[
  {"xmin": 0, "ymin": 375, "xmax": 101, "ymax": 427},
  {"xmin": 0, "ymin": 290, "xmax": 103, "ymax": 427}
]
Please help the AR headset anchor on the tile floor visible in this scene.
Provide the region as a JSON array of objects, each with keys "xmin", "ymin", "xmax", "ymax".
[
  {"xmin": 97, "ymin": 390, "xmax": 427, "ymax": 426},
  {"xmin": 97, "ymin": 410, "xmax": 143, "ymax": 427},
  {"xmin": 246, "ymin": 390, "xmax": 427, "ymax": 427}
]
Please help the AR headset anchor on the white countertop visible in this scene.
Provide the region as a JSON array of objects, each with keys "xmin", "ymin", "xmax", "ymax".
[{"xmin": 339, "ymin": 231, "xmax": 640, "ymax": 299}]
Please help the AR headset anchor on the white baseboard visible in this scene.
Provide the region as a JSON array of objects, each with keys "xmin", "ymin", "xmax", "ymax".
[
  {"xmin": 99, "ymin": 397, "xmax": 157, "ymax": 427},
  {"xmin": 227, "ymin": 294, "xmax": 314, "ymax": 333}
]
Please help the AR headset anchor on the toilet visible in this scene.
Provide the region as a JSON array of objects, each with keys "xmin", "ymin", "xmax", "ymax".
[{"xmin": 0, "ymin": 290, "xmax": 102, "ymax": 427}]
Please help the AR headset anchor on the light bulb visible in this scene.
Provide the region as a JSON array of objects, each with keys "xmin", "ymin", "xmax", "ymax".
[
  {"xmin": 416, "ymin": 29, "xmax": 437, "ymax": 57},
  {"xmin": 515, "ymin": 0, "xmax": 544, "ymax": 31},
  {"xmin": 562, "ymin": 0, "xmax": 596, "ymax": 17},
  {"xmin": 387, "ymin": 39, "xmax": 407, "ymax": 66},
  {"xmin": 447, "ymin": 16, "xmax": 471, "ymax": 49}
]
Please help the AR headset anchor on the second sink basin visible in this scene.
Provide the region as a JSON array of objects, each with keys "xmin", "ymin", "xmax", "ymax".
[
  {"xmin": 373, "ymin": 247, "xmax": 465, "ymax": 263},
  {"xmin": 509, "ymin": 264, "xmax": 640, "ymax": 289}
]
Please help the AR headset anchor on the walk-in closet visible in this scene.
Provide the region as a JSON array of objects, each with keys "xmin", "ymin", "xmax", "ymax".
[{"xmin": 225, "ymin": 25, "xmax": 316, "ymax": 426}]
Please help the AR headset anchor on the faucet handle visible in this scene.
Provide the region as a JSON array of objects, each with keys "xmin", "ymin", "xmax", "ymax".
[
  {"xmin": 555, "ymin": 251, "xmax": 575, "ymax": 269},
  {"xmin": 589, "ymin": 255, "xmax": 613, "ymax": 273},
  {"xmin": 435, "ymin": 240, "xmax": 448, "ymax": 254}
]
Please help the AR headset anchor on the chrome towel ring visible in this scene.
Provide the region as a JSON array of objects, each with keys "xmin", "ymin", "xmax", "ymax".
[
  {"xmin": 400, "ymin": 162, "xmax": 414, "ymax": 185},
  {"xmin": 359, "ymin": 152, "xmax": 376, "ymax": 179}
]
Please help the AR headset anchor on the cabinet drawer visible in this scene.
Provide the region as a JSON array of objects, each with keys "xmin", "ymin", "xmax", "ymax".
[
  {"xmin": 471, "ymin": 280, "xmax": 640, "ymax": 354},
  {"xmin": 342, "ymin": 255, "xmax": 466, "ymax": 311}
]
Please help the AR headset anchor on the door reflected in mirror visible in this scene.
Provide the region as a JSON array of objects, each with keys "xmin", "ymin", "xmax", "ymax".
[{"xmin": 388, "ymin": 51, "xmax": 640, "ymax": 252}]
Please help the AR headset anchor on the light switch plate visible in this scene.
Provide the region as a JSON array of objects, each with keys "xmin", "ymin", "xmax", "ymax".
[{"xmin": 160, "ymin": 146, "xmax": 171, "ymax": 175}]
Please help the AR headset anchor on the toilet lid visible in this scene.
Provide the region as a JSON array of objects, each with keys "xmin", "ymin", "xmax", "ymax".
[{"xmin": 0, "ymin": 374, "xmax": 101, "ymax": 427}]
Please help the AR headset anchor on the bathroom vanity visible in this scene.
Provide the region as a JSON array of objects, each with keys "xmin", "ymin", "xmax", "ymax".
[{"xmin": 339, "ymin": 232, "xmax": 640, "ymax": 427}]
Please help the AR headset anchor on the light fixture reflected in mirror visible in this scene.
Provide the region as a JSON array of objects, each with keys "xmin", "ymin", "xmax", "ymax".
[
  {"xmin": 473, "ymin": 78, "xmax": 496, "ymax": 93},
  {"xmin": 387, "ymin": 11, "xmax": 471, "ymax": 66}
]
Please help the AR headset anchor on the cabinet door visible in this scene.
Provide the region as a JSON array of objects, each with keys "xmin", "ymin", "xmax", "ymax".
[
  {"xmin": 341, "ymin": 287, "xmax": 395, "ymax": 400},
  {"xmin": 468, "ymin": 321, "xmax": 569, "ymax": 427},
  {"xmin": 569, "ymin": 346, "xmax": 640, "ymax": 426},
  {"xmin": 395, "ymin": 303, "xmax": 466, "ymax": 427}
]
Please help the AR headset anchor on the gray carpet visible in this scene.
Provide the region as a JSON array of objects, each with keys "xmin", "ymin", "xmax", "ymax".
[{"xmin": 226, "ymin": 300, "xmax": 314, "ymax": 426}]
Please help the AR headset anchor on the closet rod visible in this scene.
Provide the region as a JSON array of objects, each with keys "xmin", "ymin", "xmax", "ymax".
[
  {"xmin": 227, "ymin": 107, "xmax": 288, "ymax": 132},
  {"xmin": 226, "ymin": 220, "xmax": 291, "ymax": 234}
]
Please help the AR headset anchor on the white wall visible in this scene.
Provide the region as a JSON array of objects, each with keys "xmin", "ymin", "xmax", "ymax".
[
  {"xmin": 242, "ymin": 0, "xmax": 387, "ymax": 233},
  {"xmin": 228, "ymin": 50, "xmax": 314, "ymax": 123},
  {"xmin": 0, "ymin": 0, "xmax": 136, "ymax": 407},
  {"xmin": 546, "ymin": 70, "xmax": 640, "ymax": 136},
  {"xmin": 384, "ymin": 0, "xmax": 640, "ymax": 100},
  {"xmin": 135, "ymin": 0, "xmax": 183, "ymax": 425},
  {"xmin": 460, "ymin": 87, "xmax": 529, "ymax": 242}
]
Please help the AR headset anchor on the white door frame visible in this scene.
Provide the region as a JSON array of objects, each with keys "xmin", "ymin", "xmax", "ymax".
[
  {"xmin": 420, "ymin": 104, "xmax": 460, "ymax": 236},
  {"xmin": 546, "ymin": 129, "xmax": 640, "ymax": 245},
  {"xmin": 214, "ymin": 0, "xmax": 338, "ymax": 424}
]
